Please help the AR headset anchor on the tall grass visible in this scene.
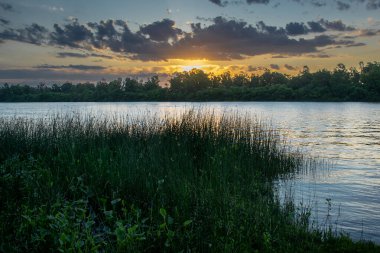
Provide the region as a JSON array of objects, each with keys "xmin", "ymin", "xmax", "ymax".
[{"xmin": 0, "ymin": 110, "xmax": 378, "ymax": 252}]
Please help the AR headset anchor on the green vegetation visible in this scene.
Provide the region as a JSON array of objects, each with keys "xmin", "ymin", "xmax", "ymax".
[
  {"xmin": 1, "ymin": 61, "xmax": 380, "ymax": 102},
  {"xmin": 0, "ymin": 111, "xmax": 378, "ymax": 252}
]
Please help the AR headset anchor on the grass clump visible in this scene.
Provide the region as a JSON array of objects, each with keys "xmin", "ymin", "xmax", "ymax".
[{"xmin": 0, "ymin": 110, "xmax": 378, "ymax": 252}]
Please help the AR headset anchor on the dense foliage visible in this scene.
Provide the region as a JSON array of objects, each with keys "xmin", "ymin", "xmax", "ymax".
[
  {"xmin": 0, "ymin": 112, "xmax": 378, "ymax": 252},
  {"xmin": 1, "ymin": 61, "xmax": 380, "ymax": 102}
]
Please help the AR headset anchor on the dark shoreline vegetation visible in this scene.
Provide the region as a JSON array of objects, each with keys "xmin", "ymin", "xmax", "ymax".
[
  {"xmin": 1, "ymin": 61, "xmax": 380, "ymax": 102},
  {"xmin": 0, "ymin": 111, "xmax": 379, "ymax": 252}
]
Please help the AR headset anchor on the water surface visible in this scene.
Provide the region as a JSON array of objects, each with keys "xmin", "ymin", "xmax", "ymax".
[{"xmin": 1, "ymin": 102, "xmax": 379, "ymax": 242}]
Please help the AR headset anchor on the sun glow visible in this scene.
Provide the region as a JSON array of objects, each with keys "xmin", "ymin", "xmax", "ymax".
[
  {"xmin": 182, "ymin": 65, "xmax": 203, "ymax": 71},
  {"xmin": 178, "ymin": 59, "xmax": 210, "ymax": 72}
]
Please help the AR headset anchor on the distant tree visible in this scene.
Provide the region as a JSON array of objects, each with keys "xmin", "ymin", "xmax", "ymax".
[
  {"xmin": 361, "ymin": 62, "xmax": 380, "ymax": 95},
  {"xmin": 170, "ymin": 69, "xmax": 211, "ymax": 93},
  {"xmin": 144, "ymin": 76, "xmax": 160, "ymax": 90},
  {"xmin": 220, "ymin": 72, "xmax": 233, "ymax": 87},
  {"xmin": 330, "ymin": 63, "xmax": 352, "ymax": 98},
  {"xmin": 209, "ymin": 73, "xmax": 222, "ymax": 88},
  {"xmin": 61, "ymin": 82, "xmax": 73, "ymax": 93},
  {"xmin": 37, "ymin": 82, "xmax": 46, "ymax": 91},
  {"xmin": 52, "ymin": 84, "xmax": 60, "ymax": 92},
  {"xmin": 260, "ymin": 70, "xmax": 287, "ymax": 86},
  {"xmin": 232, "ymin": 73, "xmax": 250, "ymax": 87},
  {"xmin": 248, "ymin": 74, "xmax": 260, "ymax": 88},
  {"xmin": 124, "ymin": 78, "xmax": 141, "ymax": 92},
  {"xmin": 0, "ymin": 61, "xmax": 379, "ymax": 102}
]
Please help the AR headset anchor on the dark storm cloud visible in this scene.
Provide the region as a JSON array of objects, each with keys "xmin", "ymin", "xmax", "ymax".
[
  {"xmin": 0, "ymin": 17, "xmax": 362, "ymax": 61},
  {"xmin": 140, "ymin": 19, "xmax": 183, "ymax": 42},
  {"xmin": 0, "ymin": 2, "xmax": 12, "ymax": 11},
  {"xmin": 35, "ymin": 64, "xmax": 107, "ymax": 71}
]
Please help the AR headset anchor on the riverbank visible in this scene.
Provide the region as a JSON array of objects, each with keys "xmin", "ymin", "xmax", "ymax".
[
  {"xmin": 1, "ymin": 61, "xmax": 380, "ymax": 103},
  {"xmin": 0, "ymin": 111, "xmax": 378, "ymax": 252}
]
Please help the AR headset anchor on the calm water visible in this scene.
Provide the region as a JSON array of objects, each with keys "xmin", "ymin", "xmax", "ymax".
[{"xmin": 0, "ymin": 102, "xmax": 379, "ymax": 242}]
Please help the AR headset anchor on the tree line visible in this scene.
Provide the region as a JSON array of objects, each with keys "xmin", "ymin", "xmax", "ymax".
[{"xmin": 1, "ymin": 61, "xmax": 380, "ymax": 102}]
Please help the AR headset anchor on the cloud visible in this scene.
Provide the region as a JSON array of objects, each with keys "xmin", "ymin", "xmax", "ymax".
[
  {"xmin": 284, "ymin": 64, "xmax": 297, "ymax": 70},
  {"xmin": 0, "ymin": 67, "xmax": 172, "ymax": 84},
  {"xmin": 336, "ymin": 1, "xmax": 350, "ymax": 10},
  {"xmin": 318, "ymin": 19, "xmax": 355, "ymax": 31},
  {"xmin": 208, "ymin": 0, "xmax": 226, "ymax": 6},
  {"xmin": 344, "ymin": 42, "xmax": 366, "ymax": 47},
  {"xmin": 208, "ymin": 0, "xmax": 380, "ymax": 10},
  {"xmin": 306, "ymin": 53, "xmax": 331, "ymax": 58},
  {"xmin": 51, "ymin": 21, "xmax": 93, "ymax": 47},
  {"xmin": 0, "ymin": 23, "xmax": 48, "ymax": 45},
  {"xmin": 0, "ymin": 69, "xmax": 112, "ymax": 82},
  {"xmin": 56, "ymin": 52, "xmax": 88, "ymax": 58},
  {"xmin": 285, "ymin": 19, "xmax": 354, "ymax": 36},
  {"xmin": 0, "ymin": 17, "xmax": 361, "ymax": 61},
  {"xmin": 248, "ymin": 66, "xmax": 264, "ymax": 72},
  {"xmin": 356, "ymin": 29, "xmax": 380, "ymax": 37},
  {"xmin": 246, "ymin": 0, "xmax": 270, "ymax": 4},
  {"xmin": 271, "ymin": 55, "xmax": 287, "ymax": 58},
  {"xmin": 35, "ymin": 64, "xmax": 107, "ymax": 71},
  {"xmin": 286, "ymin": 22, "xmax": 309, "ymax": 36},
  {"xmin": 0, "ymin": 2, "xmax": 12, "ymax": 12},
  {"xmin": 307, "ymin": 21, "xmax": 327, "ymax": 33},
  {"xmin": 209, "ymin": 0, "xmax": 269, "ymax": 6},
  {"xmin": 140, "ymin": 19, "xmax": 183, "ymax": 42},
  {"xmin": 309, "ymin": 1, "xmax": 327, "ymax": 7},
  {"xmin": 270, "ymin": 64, "xmax": 280, "ymax": 70},
  {"xmin": 46, "ymin": 6, "xmax": 64, "ymax": 12},
  {"xmin": 56, "ymin": 52, "xmax": 113, "ymax": 59},
  {"xmin": 0, "ymin": 18, "xmax": 9, "ymax": 26},
  {"xmin": 366, "ymin": 0, "xmax": 380, "ymax": 9}
]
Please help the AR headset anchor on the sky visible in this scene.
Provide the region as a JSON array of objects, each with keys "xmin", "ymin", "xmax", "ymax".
[{"xmin": 0, "ymin": 0, "xmax": 380, "ymax": 84}]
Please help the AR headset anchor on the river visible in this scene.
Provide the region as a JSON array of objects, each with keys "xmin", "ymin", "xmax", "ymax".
[{"xmin": 1, "ymin": 102, "xmax": 379, "ymax": 242}]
